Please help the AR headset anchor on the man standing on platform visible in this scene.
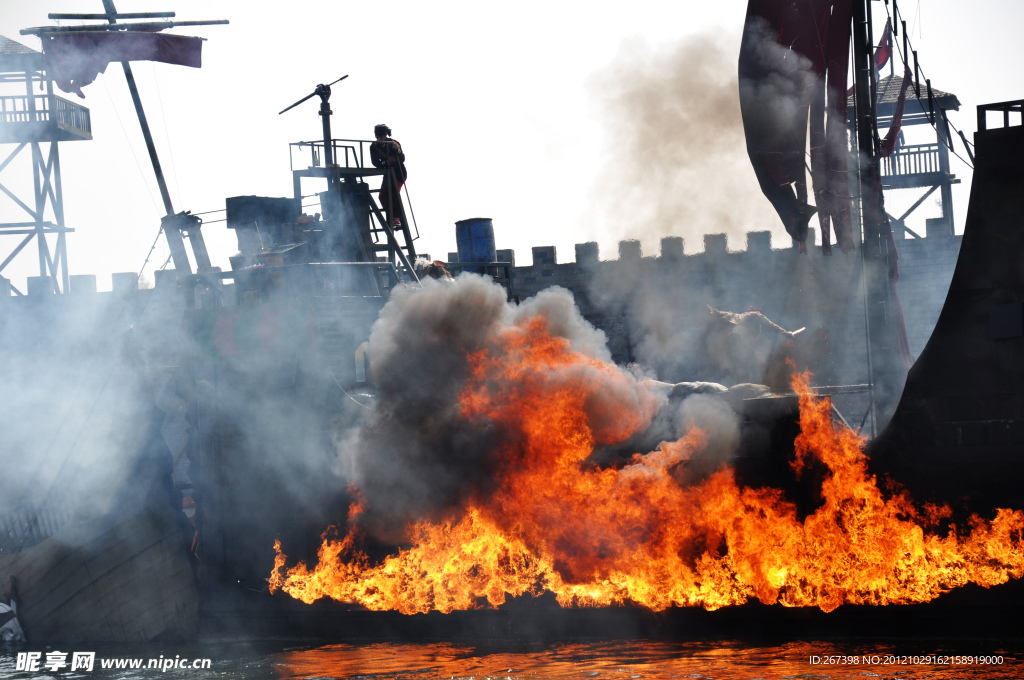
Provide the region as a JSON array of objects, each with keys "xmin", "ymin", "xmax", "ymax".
[{"xmin": 370, "ymin": 124, "xmax": 407, "ymax": 227}]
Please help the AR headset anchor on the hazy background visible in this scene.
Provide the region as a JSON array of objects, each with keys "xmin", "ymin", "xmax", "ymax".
[{"xmin": 0, "ymin": 0, "xmax": 1021, "ymax": 291}]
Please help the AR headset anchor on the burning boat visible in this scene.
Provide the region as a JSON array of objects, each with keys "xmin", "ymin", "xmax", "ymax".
[
  {"xmin": 263, "ymin": 0, "xmax": 1024, "ymax": 638},
  {"xmin": 2, "ymin": 1, "xmax": 1024, "ymax": 644}
]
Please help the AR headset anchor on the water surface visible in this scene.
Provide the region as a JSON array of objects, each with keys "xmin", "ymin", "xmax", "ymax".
[{"xmin": 3, "ymin": 639, "xmax": 1022, "ymax": 679}]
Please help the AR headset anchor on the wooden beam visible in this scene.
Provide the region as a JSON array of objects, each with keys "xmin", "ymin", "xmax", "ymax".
[
  {"xmin": 48, "ymin": 12, "xmax": 175, "ymax": 20},
  {"xmin": 22, "ymin": 20, "xmax": 229, "ymax": 36}
]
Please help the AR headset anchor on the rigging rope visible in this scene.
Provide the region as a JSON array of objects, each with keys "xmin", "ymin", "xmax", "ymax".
[{"xmin": 884, "ymin": 1, "xmax": 974, "ymax": 169}]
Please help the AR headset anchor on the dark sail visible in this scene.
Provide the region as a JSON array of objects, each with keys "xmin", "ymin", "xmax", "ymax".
[{"xmin": 739, "ymin": 0, "xmax": 854, "ymax": 253}]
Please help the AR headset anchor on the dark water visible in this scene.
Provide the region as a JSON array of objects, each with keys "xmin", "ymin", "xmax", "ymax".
[{"xmin": 2, "ymin": 640, "xmax": 1022, "ymax": 680}]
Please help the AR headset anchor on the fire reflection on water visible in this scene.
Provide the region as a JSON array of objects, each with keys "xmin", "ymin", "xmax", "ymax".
[
  {"xmin": 270, "ymin": 640, "xmax": 1022, "ymax": 680},
  {"xmin": 3, "ymin": 640, "xmax": 1021, "ymax": 679}
]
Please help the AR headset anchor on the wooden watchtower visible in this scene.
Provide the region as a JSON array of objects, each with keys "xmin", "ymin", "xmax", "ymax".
[
  {"xmin": 0, "ymin": 35, "xmax": 91, "ymax": 295},
  {"xmin": 860, "ymin": 74, "xmax": 961, "ymax": 239}
]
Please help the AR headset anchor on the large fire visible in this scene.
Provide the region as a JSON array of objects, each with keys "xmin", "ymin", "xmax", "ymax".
[{"xmin": 270, "ymin": 313, "xmax": 1024, "ymax": 614}]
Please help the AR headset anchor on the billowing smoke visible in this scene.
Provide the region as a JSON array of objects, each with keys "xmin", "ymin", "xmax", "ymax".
[
  {"xmin": 341, "ymin": 276, "xmax": 626, "ymax": 539},
  {"xmin": 1, "ymin": 270, "xmax": 755, "ymax": 634},
  {"xmin": 0, "ymin": 282, "xmax": 365, "ymax": 580},
  {"xmin": 590, "ymin": 31, "xmax": 771, "ymax": 250},
  {"xmin": 336, "ymin": 276, "xmax": 509, "ymax": 540},
  {"xmin": 580, "ymin": 27, "xmax": 872, "ymax": 412},
  {"xmin": 333, "ymin": 275, "xmax": 757, "ymax": 543},
  {"xmin": 583, "ymin": 29, "xmax": 822, "ymax": 389},
  {"xmin": 0, "ymin": 290, "xmax": 183, "ymax": 524},
  {"xmin": 585, "ymin": 243, "xmax": 860, "ymax": 400}
]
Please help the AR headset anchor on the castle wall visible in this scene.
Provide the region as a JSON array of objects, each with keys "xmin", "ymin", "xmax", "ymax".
[
  {"xmin": 493, "ymin": 230, "xmax": 962, "ymax": 423},
  {"xmin": 888, "ymin": 229, "xmax": 963, "ymax": 356}
]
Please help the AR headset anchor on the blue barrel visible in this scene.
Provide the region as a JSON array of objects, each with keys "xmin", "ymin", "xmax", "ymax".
[{"xmin": 455, "ymin": 218, "xmax": 496, "ymax": 273}]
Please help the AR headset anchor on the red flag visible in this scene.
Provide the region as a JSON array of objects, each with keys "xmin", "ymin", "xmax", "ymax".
[
  {"xmin": 874, "ymin": 18, "xmax": 892, "ymax": 71},
  {"xmin": 43, "ymin": 31, "xmax": 203, "ymax": 98},
  {"xmin": 877, "ymin": 67, "xmax": 913, "ymax": 159}
]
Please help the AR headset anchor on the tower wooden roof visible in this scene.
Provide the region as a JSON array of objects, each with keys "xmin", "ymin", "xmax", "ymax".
[
  {"xmin": 848, "ymin": 73, "xmax": 961, "ymax": 125},
  {"xmin": 0, "ymin": 35, "xmax": 43, "ymax": 72}
]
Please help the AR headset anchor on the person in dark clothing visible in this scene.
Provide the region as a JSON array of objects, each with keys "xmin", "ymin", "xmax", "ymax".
[{"xmin": 370, "ymin": 124, "xmax": 407, "ymax": 227}]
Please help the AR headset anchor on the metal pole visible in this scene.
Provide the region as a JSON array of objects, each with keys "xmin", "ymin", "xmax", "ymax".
[
  {"xmin": 101, "ymin": 0, "xmax": 193, "ymax": 275},
  {"xmin": 866, "ymin": 0, "xmax": 877, "ymax": 114},
  {"xmin": 937, "ymin": 109, "xmax": 954, "ymax": 232},
  {"xmin": 853, "ymin": 0, "xmax": 882, "ymax": 435},
  {"xmin": 854, "ymin": 0, "xmax": 903, "ymax": 431},
  {"xmin": 121, "ymin": 64, "xmax": 175, "ymax": 216},
  {"xmin": 319, "ymin": 87, "xmax": 334, "ymax": 168},
  {"xmin": 50, "ymin": 129, "xmax": 70, "ymax": 292},
  {"xmin": 101, "ymin": 1, "xmax": 173, "ymax": 215}
]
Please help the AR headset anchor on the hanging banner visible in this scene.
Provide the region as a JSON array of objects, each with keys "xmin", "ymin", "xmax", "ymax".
[
  {"xmin": 43, "ymin": 31, "xmax": 202, "ymax": 98},
  {"xmin": 739, "ymin": 0, "xmax": 854, "ymax": 254}
]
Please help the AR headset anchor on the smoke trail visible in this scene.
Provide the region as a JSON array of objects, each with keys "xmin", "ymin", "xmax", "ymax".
[
  {"xmin": 589, "ymin": 31, "xmax": 772, "ymax": 251},
  {"xmin": 339, "ymin": 276, "xmax": 663, "ymax": 541},
  {"xmin": 580, "ymin": 28, "xmax": 874, "ymax": 409}
]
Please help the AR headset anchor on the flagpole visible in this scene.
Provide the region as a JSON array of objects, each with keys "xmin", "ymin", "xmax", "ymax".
[
  {"xmin": 853, "ymin": 0, "xmax": 903, "ymax": 433},
  {"xmin": 101, "ymin": 1, "xmax": 172, "ymax": 216},
  {"xmin": 100, "ymin": 0, "xmax": 196, "ymax": 275}
]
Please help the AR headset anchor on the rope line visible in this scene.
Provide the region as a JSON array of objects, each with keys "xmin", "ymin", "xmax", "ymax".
[
  {"xmin": 884, "ymin": 1, "xmax": 974, "ymax": 169},
  {"xmin": 100, "ymin": 75, "xmax": 162, "ymax": 214}
]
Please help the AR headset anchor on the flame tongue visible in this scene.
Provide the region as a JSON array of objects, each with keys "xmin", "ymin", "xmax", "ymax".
[{"xmin": 270, "ymin": 313, "xmax": 1024, "ymax": 614}]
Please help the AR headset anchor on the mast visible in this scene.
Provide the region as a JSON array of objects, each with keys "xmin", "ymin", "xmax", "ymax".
[
  {"xmin": 97, "ymin": 0, "xmax": 213, "ymax": 275},
  {"xmin": 852, "ymin": 0, "xmax": 902, "ymax": 433}
]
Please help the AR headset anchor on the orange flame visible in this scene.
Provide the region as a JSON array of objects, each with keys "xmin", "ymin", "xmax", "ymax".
[{"xmin": 270, "ymin": 315, "xmax": 1024, "ymax": 613}]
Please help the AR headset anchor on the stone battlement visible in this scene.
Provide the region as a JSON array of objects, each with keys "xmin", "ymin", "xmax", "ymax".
[
  {"xmin": 493, "ymin": 229, "xmax": 962, "ymax": 423},
  {"xmin": 2, "ymin": 227, "xmax": 962, "ymax": 425},
  {"xmin": 473, "ymin": 228, "xmax": 958, "ymax": 268}
]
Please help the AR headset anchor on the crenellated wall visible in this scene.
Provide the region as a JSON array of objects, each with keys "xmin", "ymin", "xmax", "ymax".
[
  {"xmin": 489, "ymin": 229, "xmax": 962, "ymax": 422},
  {"xmin": 4, "ymin": 225, "xmax": 961, "ymax": 424}
]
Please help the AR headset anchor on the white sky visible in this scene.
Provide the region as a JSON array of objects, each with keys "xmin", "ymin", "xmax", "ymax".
[{"xmin": 0, "ymin": 0, "xmax": 1021, "ymax": 292}]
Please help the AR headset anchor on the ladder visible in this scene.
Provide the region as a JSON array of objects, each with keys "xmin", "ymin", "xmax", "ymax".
[{"xmin": 366, "ymin": 167, "xmax": 417, "ymax": 271}]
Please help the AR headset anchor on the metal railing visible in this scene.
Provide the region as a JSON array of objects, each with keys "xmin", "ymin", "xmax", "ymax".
[
  {"xmin": 0, "ymin": 95, "xmax": 46, "ymax": 124},
  {"xmin": 0, "ymin": 94, "xmax": 91, "ymax": 136},
  {"xmin": 0, "ymin": 500, "xmax": 75, "ymax": 554},
  {"xmin": 289, "ymin": 138, "xmax": 375, "ymax": 171},
  {"xmin": 289, "ymin": 137, "xmax": 420, "ymax": 244},
  {"xmin": 53, "ymin": 95, "xmax": 92, "ymax": 133},
  {"xmin": 881, "ymin": 142, "xmax": 941, "ymax": 177}
]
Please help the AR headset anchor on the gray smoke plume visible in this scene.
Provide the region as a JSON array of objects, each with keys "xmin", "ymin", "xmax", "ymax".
[
  {"xmin": 581, "ymin": 26, "xmax": 874, "ymax": 416},
  {"xmin": 340, "ymin": 276, "xmax": 653, "ymax": 540},
  {"xmin": 586, "ymin": 244, "xmax": 860, "ymax": 393},
  {"xmin": 338, "ymin": 275, "xmax": 510, "ymax": 541},
  {"xmin": 0, "ymin": 291, "xmax": 182, "ymax": 523},
  {"xmin": 1, "ymin": 269, "xmax": 758, "ymax": 634},
  {"xmin": 589, "ymin": 31, "xmax": 771, "ymax": 250}
]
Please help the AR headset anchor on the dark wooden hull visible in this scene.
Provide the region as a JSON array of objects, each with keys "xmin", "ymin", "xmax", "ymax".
[
  {"xmin": 0, "ymin": 506, "xmax": 198, "ymax": 644},
  {"xmin": 196, "ymin": 579, "xmax": 1024, "ymax": 643}
]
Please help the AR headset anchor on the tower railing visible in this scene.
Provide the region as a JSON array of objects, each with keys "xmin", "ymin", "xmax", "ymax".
[
  {"xmin": 881, "ymin": 142, "xmax": 941, "ymax": 177},
  {"xmin": 288, "ymin": 137, "xmax": 421, "ymax": 265},
  {"xmin": 289, "ymin": 138, "xmax": 372, "ymax": 171},
  {"xmin": 0, "ymin": 94, "xmax": 91, "ymax": 139},
  {"xmin": 52, "ymin": 95, "xmax": 92, "ymax": 135}
]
